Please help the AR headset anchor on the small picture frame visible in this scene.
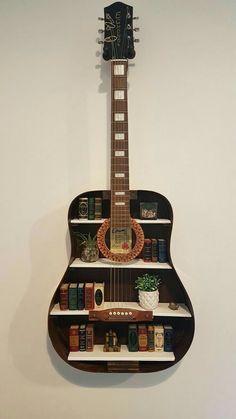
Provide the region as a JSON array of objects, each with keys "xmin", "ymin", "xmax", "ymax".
[{"xmin": 140, "ymin": 202, "xmax": 158, "ymax": 220}]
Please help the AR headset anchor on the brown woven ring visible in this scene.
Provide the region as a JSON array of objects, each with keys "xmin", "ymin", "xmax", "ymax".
[{"xmin": 97, "ymin": 218, "xmax": 145, "ymax": 263}]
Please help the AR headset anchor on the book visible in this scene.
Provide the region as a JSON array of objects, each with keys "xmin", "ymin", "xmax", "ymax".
[
  {"xmin": 69, "ymin": 325, "xmax": 79, "ymax": 351},
  {"xmin": 88, "ymin": 197, "xmax": 95, "ymax": 220},
  {"xmin": 147, "ymin": 325, "xmax": 155, "ymax": 351},
  {"xmin": 151, "ymin": 239, "xmax": 158, "ymax": 262},
  {"xmin": 94, "ymin": 282, "xmax": 104, "ymax": 309},
  {"xmin": 164, "ymin": 325, "xmax": 173, "ymax": 352},
  {"xmin": 78, "ymin": 197, "xmax": 88, "ymax": 219},
  {"xmin": 95, "ymin": 197, "xmax": 102, "ymax": 219},
  {"xmin": 59, "ymin": 283, "xmax": 69, "ymax": 310},
  {"xmin": 143, "ymin": 239, "xmax": 152, "ymax": 262},
  {"xmin": 79, "ymin": 324, "xmax": 86, "ymax": 351},
  {"xmin": 154, "ymin": 325, "xmax": 164, "ymax": 351},
  {"xmin": 85, "ymin": 283, "xmax": 94, "ymax": 310},
  {"xmin": 158, "ymin": 239, "xmax": 168, "ymax": 263},
  {"xmin": 69, "ymin": 283, "xmax": 78, "ymax": 310},
  {"xmin": 138, "ymin": 324, "xmax": 148, "ymax": 351},
  {"xmin": 86, "ymin": 324, "xmax": 94, "ymax": 351},
  {"xmin": 128, "ymin": 324, "xmax": 138, "ymax": 352},
  {"xmin": 77, "ymin": 283, "xmax": 85, "ymax": 310}
]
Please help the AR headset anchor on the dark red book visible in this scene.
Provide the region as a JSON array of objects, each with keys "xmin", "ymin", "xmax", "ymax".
[
  {"xmin": 69, "ymin": 325, "xmax": 79, "ymax": 351},
  {"xmin": 59, "ymin": 283, "xmax": 69, "ymax": 310},
  {"xmin": 138, "ymin": 324, "xmax": 148, "ymax": 351},
  {"xmin": 85, "ymin": 283, "xmax": 94, "ymax": 310},
  {"xmin": 86, "ymin": 324, "xmax": 94, "ymax": 351}
]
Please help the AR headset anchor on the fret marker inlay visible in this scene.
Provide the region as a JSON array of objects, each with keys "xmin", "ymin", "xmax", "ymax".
[
  {"xmin": 114, "ymin": 90, "xmax": 125, "ymax": 100},
  {"xmin": 115, "ymin": 173, "xmax": 125, "ymax": 178},
  {"xmin": 115, "ymin": 151, "xmax": 125, "ymax": 157},
  {"xmin": 114, "ymin": 113, "xmax": 125, "ymax": 121},
  {"xmin": 115, "ymin": 192, "xmax": 125, "ymax": 195},
  {"xmin": 115, "ymin": 202, "xmax": 125, "ymax": 206},
  {"xmin": 115, "ymin": 133, "xmax": 125, "ymax": 140},
  {"xmin": 114, "ymin": 65, "xmax": 125, "ymax": 75}
]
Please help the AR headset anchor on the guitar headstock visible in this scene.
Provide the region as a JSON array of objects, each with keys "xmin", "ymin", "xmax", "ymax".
[{"xmin": 98, "ymin": 2, "xmax": 139, "ymax": 61}]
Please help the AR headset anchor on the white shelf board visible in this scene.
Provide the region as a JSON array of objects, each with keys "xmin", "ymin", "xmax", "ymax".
[
  {"xmin": 70, "ymin": 258, "xmax": 172, "ymax": 269},
  {"xmin": 50, "ymin": 302, "xmax": 191, "ymax": 317},
  {"xmin": 70, "ymin": 218, "xmax": 171, "ymax": 224},
  {"xmin": 68, "ymin": 345, "xmax": 175, "ymax": 362}
]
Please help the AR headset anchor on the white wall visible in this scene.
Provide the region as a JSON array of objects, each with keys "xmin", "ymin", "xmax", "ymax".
[{"xmin": 0, "ymin": 0, "xmax": 235, "ymax": 418}]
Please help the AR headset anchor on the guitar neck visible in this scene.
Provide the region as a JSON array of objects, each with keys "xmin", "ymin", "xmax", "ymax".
[{"xmin": 110, "ymin": 59, "xmax": 130, "ymax": 228}]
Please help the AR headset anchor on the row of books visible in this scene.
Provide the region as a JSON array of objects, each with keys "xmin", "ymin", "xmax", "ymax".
[
  {"xmin": 143, "ymin": 238, "xmax": 168, "ymax": 263},
  {"xmin": 128, "ymin": 324, "xmax": 173, "ymax": 352},
  {"xmin": 78, "ymin": 197, "xmax": 102, "ymax": 220},
  {"xmin": 60, "ymin": 282, "xmax": 104, "ymax": 311},
  {"xmin": 69, "ymin": 324, "xmax": 94, "ymax": 352}
]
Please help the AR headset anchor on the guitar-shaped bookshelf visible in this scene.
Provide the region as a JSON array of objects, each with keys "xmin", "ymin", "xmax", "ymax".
[{"xmin": 48, "ymin": 1, "xmax": 195, "ymax": 373}]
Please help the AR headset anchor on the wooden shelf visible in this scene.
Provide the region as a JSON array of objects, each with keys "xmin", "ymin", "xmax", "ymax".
[
  {"xmin": 70, "ymin": 218, "xmax": 171, "ymax": 224},
  {"xmin": 70, "ymin": 258, "xmax": 172, "ymax": 269},
  {"xmin": 50, "ymin": 302, "xmax": 192, "ymax": 317},
  {"xmin": 68, "ymin": 345, "xmax": 175, "ymax": 362}
]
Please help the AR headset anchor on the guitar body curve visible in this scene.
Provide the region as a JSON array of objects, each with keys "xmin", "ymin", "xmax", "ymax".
[{"xmin": 48, "ymin": 189, "xmax": 195, "ymax": 373}]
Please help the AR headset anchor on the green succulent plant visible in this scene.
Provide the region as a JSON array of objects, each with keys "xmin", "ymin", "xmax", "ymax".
[
  {"xmin": 75, "ymin": 232, "xmax": 97, "ymax": 248},
  {"xmin": 135, "ymin": 273, "xmax": 161, "ymax": 292}
]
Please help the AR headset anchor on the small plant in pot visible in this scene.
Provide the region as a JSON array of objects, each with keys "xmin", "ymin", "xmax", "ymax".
[
  {"xmin": 135, "ymin": 273, "xmax": 161, "ymax": 310},
  {"xmin": 76, "ymin": 232, "xmax": 99, "ymax": 263}
]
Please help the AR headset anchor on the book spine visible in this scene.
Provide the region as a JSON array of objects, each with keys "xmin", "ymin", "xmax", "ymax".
[
  {"xmin": 95, "ymin": 197, "xmax": 102, "ymax": 219},
  {"xmin": 147, "ymin": 325, "xmax": 155, "ymax": 351},
  {"xmin": 151, "ymin": 239, "xmax": 158, "ymax": 262},
  {"xmin": 85, "ymin": 284, "xmax": 94, "ymax": 310},
  {"xmin": 77, "ymin": 284, "xmax": 85, "ymax": 310},
  {"xmin": 164, "ymin": 325, "xmax": 174, "ymax": 352},
  {"xmin": 128, "ymin": 324, "xmax": 138, "ymax": 352},
  {"xmin": 94, "ymin": 283, "xmax": 104, "ymax": 309},
  {"xmin": 86, "ymin": 324, "xmax": 94, "ymax": 351},
  {"xmin": 158, "ymin": 239, "xmax": 168, "ymax": 263},
  {"xmin": 155, "ymin": 325, "xmax": 164, "ymax": 351},
  {"xmin": 78, "ymin": 197, "xmax": 88, "ymax": 219},
  {"xmin": 79, "ymin": 325, "xmax": 86, "ymax": 351},
  {"xmin": 69, "ymin": 325, "xmax": 79, "ymax": 351},
  {"xmin": 88, "ymin": 197, "xmax": 95, "ymax": 220},
  {"xmin": 138, "ymin": 325, "xmax": 148, "ymax": 351},
  {"xmin": 59, "ymin": 283, "xmax": 69, "ymax": 310},
  {"xmin": 143, "ymin": 239, "xmax": 152, "ymax": 262},
  {"xmin": 69, "ymin": 284, "xmax": 78, "ymax": 310}
]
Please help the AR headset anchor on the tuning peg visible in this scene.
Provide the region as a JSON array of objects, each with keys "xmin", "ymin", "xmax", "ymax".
[
  {"xmin": 133, "ymin": 16, "xmax": 139, "ymax": 20},
  {"xmin": 134, "ymin": 39, "xmax": 140, "ymax": 43},
  {"xmin": 97, "ymin": 39, "xmax": 104, "ymax": 44},
  {"xmin": 98, "ymin": 17, "xmax": 104, "ymax": 21},
  {"xmin": 98, "ymin": 29, "xmax": 104, "ymax": 33},
  {"xmin": 133, "ymin": 27, "xmax": 140, "ymax": 32}
]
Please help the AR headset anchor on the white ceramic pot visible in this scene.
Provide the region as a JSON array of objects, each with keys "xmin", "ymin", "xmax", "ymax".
[{"xmin": 138, "ymin": 290, "xmax": 159, "ymax": 310}]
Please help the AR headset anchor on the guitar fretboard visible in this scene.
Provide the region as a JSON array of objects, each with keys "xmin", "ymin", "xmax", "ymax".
[{"xmin": 111, "ymin": 60, "xmax": 130, "ymax": 229}]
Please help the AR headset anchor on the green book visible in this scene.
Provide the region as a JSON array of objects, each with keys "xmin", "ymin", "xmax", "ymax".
[
  {"xmin": 69, "ymin": 283, "xmax": 78, "ymax": 310},
  {"xmin": 88, "ymin": 197, "xmax": 95, "ymax": 220}
]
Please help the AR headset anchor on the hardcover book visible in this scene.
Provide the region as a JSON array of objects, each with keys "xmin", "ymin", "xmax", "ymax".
[
  {"xmin": 69, "ymin": 283, "xmax": 78, "ymax": 310},
  {"xmin": 77, "ymin": 283, "xmax": 85, "ymax": 310},
  {"xmin": 85, "ymin": 283, "xmax": 94, "ymax": 310},
  {"xmin": 79, "ymin": 324, "xmax": 86, "ymax": 351},
  {"xmin": 128, "ymin": 324, "xmax": 138, "ymax": 352},
  {"xmin": 164, "ymin": 325, "xmax": 173, "ymax": 352},
  {"xmin": 147, "ymin": 325, "xmax": 155, "ymax": 351},
  {"xmin": 86, "ymin": 324, "xmax": 94, "ymax": 351},
  {"xmin": 154, "ymin": 325, "xmax": 164, "ymax": 351},
  {"xmin": 78, "ymin": 197, "xmax": 88, "ymax": 219},
  {"xmin": 151, "ymin": 239, "xmax": 158, "ymax": 262},
  {"xmin": 138, "ymin": 324, "xmax": 148, "ymax": 351},
  {"xmin": 143, "ymin": 239, "xmax": 152, "ymax": 262},
  {"xmin": 158, "ymin": 239, "xmax": 168, "ymax": 263},
  {"xmin": 59, "ymin": 283, "xmax": 69, "ymax": 310},
  {"xmin": 95, "ymin": 197, "xmax": 102, "ymax": 219},
  {"xmin": 94, "ymin": 282, "xmax": 104, "ymax": 309},
  {"xmin": 69, "ymin": 325, "xmax": 79, "ymax": 352},
  {"xmin": 88, "ymin": 197, "xmax": 95, "ymax": 220}
]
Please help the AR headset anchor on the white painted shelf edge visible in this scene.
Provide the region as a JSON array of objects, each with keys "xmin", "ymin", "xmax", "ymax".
[
  {"xmin": 68, "ymin": 345, "xmax": 175, "ymax": 362},
  {"xmin": 70, "ymin": 218, "xmax": 171, "ymax": 224},
  {"xmin": 70, "ymin": 258, "xmax": 172, "ymax": 269},
  {"xmin": 50, "ymin": 302, "xmax": 191, "ymax": 317}
]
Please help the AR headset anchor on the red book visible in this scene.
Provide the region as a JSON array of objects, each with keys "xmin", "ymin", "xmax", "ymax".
[
  {"xmin": 60, "ymin": 283, "xmax": 69, "ymax": 310},
  {"xmin": 138, "ymin": 325, "xmax": 148, "ymax": 351},
  {"xmin": 85, "ymin": 283, "xmax": 94, "ymax": 310},
  {"xmin": 86, "ymin": 324, "xmax": 94, "ymax": 351},
  {"xmin": 69, "ymin": 325, "xmax": 79, "ymax": 351}
]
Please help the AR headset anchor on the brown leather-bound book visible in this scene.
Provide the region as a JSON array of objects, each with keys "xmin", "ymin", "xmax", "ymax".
[
  {"xmin": 69, "ymin": 325, "xmax": 79, "ymax": 351},
  {"xmin": 85, "ymin": 283, "xmax": 94, "ymax": 310},
  {"xmin": 138, "ymin": 324, "xmax": 148, "ymax": 351},
  {"xmin": 86, "ymin": 324, "xmax": 94, "ymax": 351},
  {"xmin": 59, "ymin": 283, "xmax": 69, "ymax": 310}
]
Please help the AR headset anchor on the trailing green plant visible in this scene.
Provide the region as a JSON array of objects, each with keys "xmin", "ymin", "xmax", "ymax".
[
  {"xmin": 75, "ymin": 232, "xmax": 97, "ymax": 248},
  {"xmin": 135, "ymin": 273, "xmax": 161, "ymax": 292}
]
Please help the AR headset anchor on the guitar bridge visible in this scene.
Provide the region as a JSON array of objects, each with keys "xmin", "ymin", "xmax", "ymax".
[{"xmin": 89, "ymin": 307, "xmax": 153, "ymax": 322}]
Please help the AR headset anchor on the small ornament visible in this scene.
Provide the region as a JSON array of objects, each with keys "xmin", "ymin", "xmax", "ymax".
[{"xmin": 168, "ymin": 302, "xmax": 179, "ymax": 311}]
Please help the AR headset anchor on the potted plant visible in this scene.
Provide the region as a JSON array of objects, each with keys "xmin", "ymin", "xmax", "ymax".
[
  {"xmin": 76, "ymin": 232, "xmax": 99, "ymax": 263},
  {"xmin": 135, "ymin": 273, "xmax": 161, "ymax": 310}
]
